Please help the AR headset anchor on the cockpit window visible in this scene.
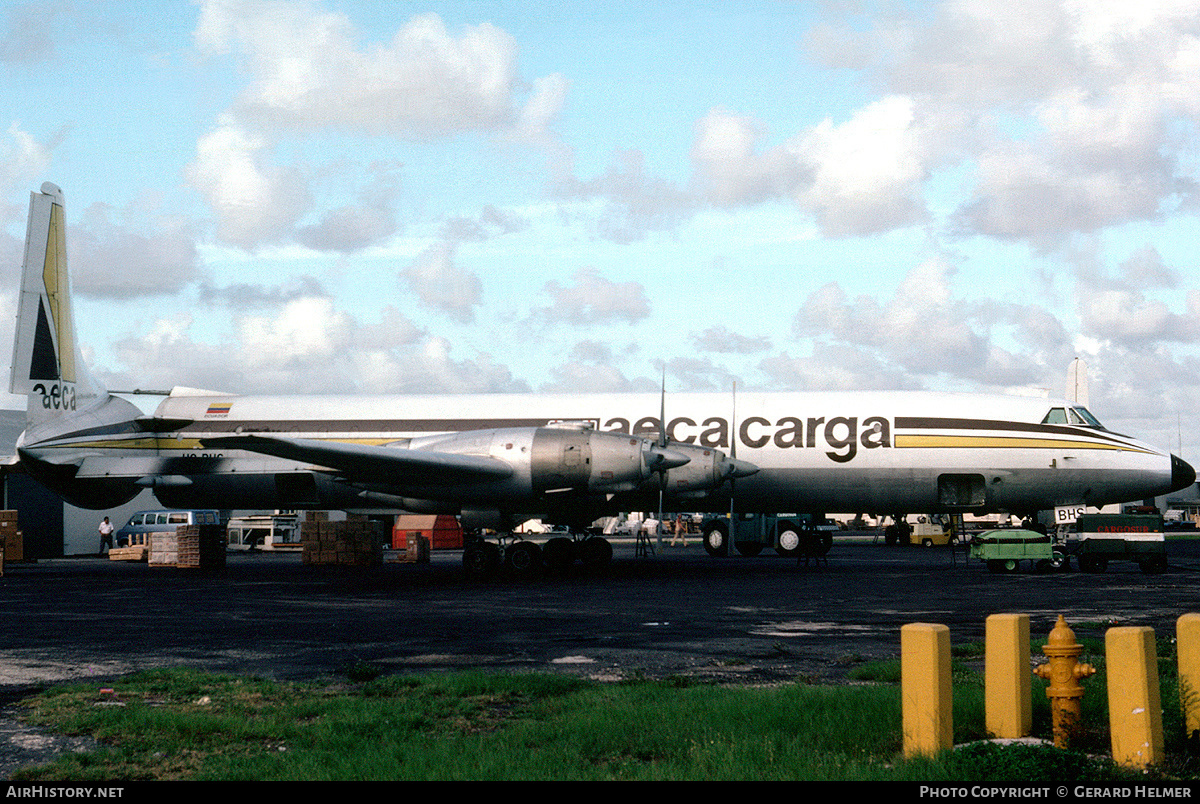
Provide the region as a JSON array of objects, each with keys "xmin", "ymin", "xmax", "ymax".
[
  {"xmin": 1042, "ymin": 408, "xmax": 1068, "ymax": 424},
  {"xmin": 1042, "ymin": 406, "xmax": 1105, "ymax": 428},
  {"xmin": 1071, "ymin": 406, "xmax": 1104, "ymax": 428}
]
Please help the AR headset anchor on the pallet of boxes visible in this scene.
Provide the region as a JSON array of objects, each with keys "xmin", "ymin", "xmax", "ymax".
[
  {"xmin": 301, "ymin": 513, "xmax": 383, "ymax": 566},
  {"xmin": 110, "ymin": 531, "xmax": 149, "ymax": 562},
  {"xmin": 0, "ymin": 510, "xmax": 21, "ymax": 574},
  {"xmin": 147, "ymin": 524, "xmax": 225, "ymax": 570},
  {"xmin": 177, "ymin": 523, "xmax": 226, "ymax": 569}
]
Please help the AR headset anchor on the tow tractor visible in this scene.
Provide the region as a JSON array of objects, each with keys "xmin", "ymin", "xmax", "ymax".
[
  {"xmin": 1073, "ymin": 512, "xmax": 1167, "ymax": 574},
  {"xmin": 701, "ymin": 513, "xmax": 836, "ymax": 559}
]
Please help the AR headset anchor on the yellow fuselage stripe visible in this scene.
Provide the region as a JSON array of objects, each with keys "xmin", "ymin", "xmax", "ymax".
[{"xmin": 895, "ymin": 434, "xmax": 1153, "ymax": 453}]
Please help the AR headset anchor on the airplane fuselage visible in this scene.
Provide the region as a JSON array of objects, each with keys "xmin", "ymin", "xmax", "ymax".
[{"xmin": 17, "ymin": 387, "xmax": 1190, "ymax": 525}]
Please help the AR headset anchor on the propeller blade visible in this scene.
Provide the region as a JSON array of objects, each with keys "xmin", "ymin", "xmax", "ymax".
[
  {"xmin": 729, "ymin": 381, "xmax": 738, "ymax": 526},
  {"xmin": 658, "ymin": 367, "xmax": 668, "ymax": 448}
]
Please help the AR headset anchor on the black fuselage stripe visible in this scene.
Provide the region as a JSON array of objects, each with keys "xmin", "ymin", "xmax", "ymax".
[{"xmin": 893, "ymin": 417, "xmax": 1134, "ymax": 448}]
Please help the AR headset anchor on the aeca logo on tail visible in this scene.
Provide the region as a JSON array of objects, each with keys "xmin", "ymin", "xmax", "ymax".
[{"xmin": 26, "ymin": 196, "xmax": 77, "ymax": 412}]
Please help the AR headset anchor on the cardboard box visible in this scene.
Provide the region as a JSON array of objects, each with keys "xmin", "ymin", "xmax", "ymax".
[
  {"xmin": 402, "ymin": 534, "xmax": 430, "ymax": 563},
  {"xmin": 176, "ymin": 524, "xmax": 226, "ymax": 569},
  {"xmin": 1, "ymin": 530, "xmax": 22, "ymax": 562},
  {"xmin": 301, "ymin": 519, "xmax": 383, "ymax": 566},
  {"xmin": 148, "ymin": 531, "xmax": 179, "ymax": 566},
  {"xmin": 109, "ymin": 546, "xmax": 147, "ymax": 562}
]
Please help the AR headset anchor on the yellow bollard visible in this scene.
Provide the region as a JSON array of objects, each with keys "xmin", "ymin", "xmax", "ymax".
[
  {"xmin": 986, "ymin": 614, "xmax": 1031, "ymax": 738},
  {"xmin": 1106, "ymin": 626, "xmax": 1164, "ymax": 768},
  {"xmin": 901, "ymin": 623, "xmax": 952, "ymax": 757},
  {"xmin": 1179, "ymin": 614, "xmax": 1200, "ymax": 743},
  {"xmin": 1033, "ymin": 615, "xmax": 1095, "ymax": 749}
]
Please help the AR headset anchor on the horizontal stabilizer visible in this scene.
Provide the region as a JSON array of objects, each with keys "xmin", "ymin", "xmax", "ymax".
[
  {"xmin": 134, "ymin": 415, "xmax": 195, "ymax": 433},
  {"xmin": 76, "ymin": 456, "xmax": 170, "ymax": 478},
  {"xmin": 201, "ymin": 434, "xmax": 514, "ymax": 485}
]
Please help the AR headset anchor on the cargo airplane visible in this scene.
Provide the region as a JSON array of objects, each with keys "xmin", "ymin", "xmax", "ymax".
[{"xmin": 8, "ymin": 184, "xmax": 1196, "ymax": 572}]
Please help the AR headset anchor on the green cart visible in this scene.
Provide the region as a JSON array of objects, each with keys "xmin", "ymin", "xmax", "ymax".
[{"xmin": 970, "ymin": 529, "xmax": 1067, "ymax": 573}]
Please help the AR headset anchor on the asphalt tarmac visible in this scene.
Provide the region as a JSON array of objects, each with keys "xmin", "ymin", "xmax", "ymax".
[{"xmin": 2, "ymin": 534, "xmax": 1198, "ymax": 776}]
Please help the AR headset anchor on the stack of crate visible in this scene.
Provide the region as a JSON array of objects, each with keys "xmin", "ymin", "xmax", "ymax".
[
  {"xmin": 110, "ymin": 530, "xmax": 149, "ymax": 562},
  {"xmin": 0, "ymin": 511, "xmax": 21, "ymax": 564},
  {"xmin": 401, "ymin": 533, "xmax": 430, "ymax": 563},
  {"xmin": 176, "ymin": 524, "xmax": 226, "ymax": 569},
  {"xmin": 301, "ymin": 514, "xmax": 383, "ymax": 566},
  {"xmin": 147, "ymin": 531, "xmax": 180, "ymax": 566}
]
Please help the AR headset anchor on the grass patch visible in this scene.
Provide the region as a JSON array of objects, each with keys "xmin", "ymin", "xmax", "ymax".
[
  {"xmin": 10, "ymin": 664, "xmax": 1197, "ymax": 781},
  {"xmin": 846, "ymin": 658, "xmax": 980, "ymax": 686}
]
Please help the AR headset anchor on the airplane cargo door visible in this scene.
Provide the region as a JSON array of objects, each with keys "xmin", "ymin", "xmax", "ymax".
[{"xmin": 937, "ymin": 473, "xmax": 986, "ymax": 508}]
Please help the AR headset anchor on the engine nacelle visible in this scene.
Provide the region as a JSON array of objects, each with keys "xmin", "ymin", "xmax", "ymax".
[
  {"xmin": 406, "ymin": 423, "xmax": 692, "ymax": 498},
  {"xmin": 654, "ymin": 442, "xmax": 760, "ymax": 498},
  {"xmin": 660, "ymin": 443, "xmax": 732, "ymax": 497},
  {"xmin": 531, "ymin": 425, "xmax": 688, "ymax": 493}
]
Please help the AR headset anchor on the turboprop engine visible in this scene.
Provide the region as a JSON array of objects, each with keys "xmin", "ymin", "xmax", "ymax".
[
  {"xmin": 656, "ymin": 442, "xmax": 759, "ymax": 498},
  {"xmin": 401, "ymin": 421, "xmax": 755, "ymax": 501}
]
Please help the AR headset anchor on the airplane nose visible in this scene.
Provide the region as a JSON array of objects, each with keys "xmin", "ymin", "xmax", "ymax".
[{"xmin": 1171, "ymin": 454, "xmax": 1196, "ymax": 493}]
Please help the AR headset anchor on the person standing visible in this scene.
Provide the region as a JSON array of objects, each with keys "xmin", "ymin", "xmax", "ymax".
[
  {"xmin": 98, "ymin": 516, "xmax": 114, "ymax": 555},
  {"xmin": 671, "ymin": 513, "xmax": 688, "ymax": 547}
]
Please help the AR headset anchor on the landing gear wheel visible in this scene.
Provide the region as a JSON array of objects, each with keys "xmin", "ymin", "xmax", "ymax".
[
  {"xmin": 775, "ymin": 521, "xmax": 800, "ymax": 556},
  {"xmin": 579, "ymin": 537, "xmax": 613, "ymax": 570},
  {"xmin": 505, "ymin": 540, "xmax": 543, "ymax": 578},
  {"xmin": 702, "ymin": 522, "xmax": 729, "ymax": 557},
  {"xmin": 463, "ymin": 541, "xmax": 501, "ymax": 581}
]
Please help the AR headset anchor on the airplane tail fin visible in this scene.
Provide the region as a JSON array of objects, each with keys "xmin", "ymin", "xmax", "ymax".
[
  {"xmin": 1066, "ymin": 358, "xmax": 1089, "ymax": 407},
  {"xmin": 9, "ymin": 183, "xmax": 105, "ymax": 424}
]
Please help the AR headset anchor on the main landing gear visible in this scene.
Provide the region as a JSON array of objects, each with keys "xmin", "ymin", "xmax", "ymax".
[{"xmin": 461, "ymin": 532, "xmax": 613, "ymax": 581}]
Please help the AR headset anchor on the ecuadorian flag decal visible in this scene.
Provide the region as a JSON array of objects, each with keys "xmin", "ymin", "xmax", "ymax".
[{"xmin": 205, "ymin": 402, "xmax": 232, "ymax": 418}]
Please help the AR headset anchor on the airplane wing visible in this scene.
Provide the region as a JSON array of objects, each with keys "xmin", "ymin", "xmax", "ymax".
[{"xmin": 201, "ymin": 434, "xmax": 514, "ymax": 486}]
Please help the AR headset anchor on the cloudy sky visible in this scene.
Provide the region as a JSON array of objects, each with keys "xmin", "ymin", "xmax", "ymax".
[{"xmin": 1, "ymin": 0, "xmax": 1199, "ymax": 456}]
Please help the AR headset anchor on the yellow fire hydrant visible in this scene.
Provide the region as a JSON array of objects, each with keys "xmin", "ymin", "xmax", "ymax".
[{"xmin": 1033, "ymin": 615, "xmax": 1096, "ymax": 748}]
